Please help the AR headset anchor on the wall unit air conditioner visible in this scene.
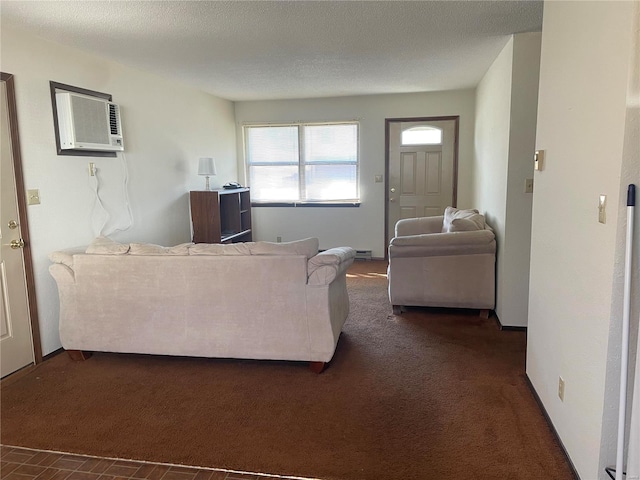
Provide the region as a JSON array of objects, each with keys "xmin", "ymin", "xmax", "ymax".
[{"xmin": 56, "ymin": 92, "xmax": 124, "ymax": 151}]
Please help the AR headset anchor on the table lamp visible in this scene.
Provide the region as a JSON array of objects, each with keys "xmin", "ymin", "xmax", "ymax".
[{"xmin": 198, "ymin": 157, "xmax": 216, "ymax": 191}]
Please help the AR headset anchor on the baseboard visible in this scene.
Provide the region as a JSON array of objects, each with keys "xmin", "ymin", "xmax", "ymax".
[
  {"xmin": 494, "ymin": 314, "xmax": 527, "ymax": 332},
  {"xmin": 525, "ymin": 374, "xmax": 581, "ymax": 480},
  {"xmin": 42, "ymin": 347, "xmax": 64, "ymax": 361}
]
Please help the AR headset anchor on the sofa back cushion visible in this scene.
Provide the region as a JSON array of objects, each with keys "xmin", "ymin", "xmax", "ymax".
[
  {"xmin": 129, "ymin": 243, "xmax": 192, "ymax": 255},
  {"xmin": 85, "ymin": 236, "xmax": 130, "ymax": 255},
  {"xmin": 188, "ymin": 242, "xmax": 255, "ymax": 255},
  {"xmin": 250, "ymin": 238, "xmax": 319, "ymax": 259}
]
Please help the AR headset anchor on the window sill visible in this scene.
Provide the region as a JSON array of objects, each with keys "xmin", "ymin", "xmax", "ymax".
[{"xmin": 251, "ymin": 201, "xmax": 361, "ymax": 208}]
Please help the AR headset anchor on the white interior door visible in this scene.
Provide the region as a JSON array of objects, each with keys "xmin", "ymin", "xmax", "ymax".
[
  {"xmin": 0, "ymin": 79, "xmax": 34, "ymax": 378},
  {"xmin": 387, "ymin": 118, "xmax": 457, "ymax": 242}
]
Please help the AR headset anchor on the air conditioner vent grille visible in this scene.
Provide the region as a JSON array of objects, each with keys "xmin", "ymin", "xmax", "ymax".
[
  {"xmin": 70, "ymin": 95, "xmax": 110, "ymax": 145},
  {"xmin": 109, "ymin": 104, "xmax": 120, "ymax": 135}
]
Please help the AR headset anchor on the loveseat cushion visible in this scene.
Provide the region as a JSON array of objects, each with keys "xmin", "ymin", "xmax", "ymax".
[
  {"xmin": 129, "ymin": 242, "xmax": 192, "ymax": 255},
  {"xmin": 85, "ymin": 236, "xmax": 130, "ymax": 255},
  {"xmin": 250, "ymin": 238, "xmax": 319, "ymax": 259},
  {"xmin": 442, "ymin": 207, "xmax": 485, "ymax": 233}
]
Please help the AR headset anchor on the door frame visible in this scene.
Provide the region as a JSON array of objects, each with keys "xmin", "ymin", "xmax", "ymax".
[
  {"xmin": 1, "ymin": 72, "xmax": 42, "ymax": 365},
  {"xmin": 384, "ymin": 116, "xmax": 460, "ymax": 258}
]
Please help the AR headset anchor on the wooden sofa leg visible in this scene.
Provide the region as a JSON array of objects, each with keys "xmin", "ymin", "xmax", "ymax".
[
  {"xmin": 479, "ymin": 309, "xmax": 490, "ymax": 319},
  {"xmin": 67, "ymin": 350, "xmax": 92, "ymax": 361},
  {"xmin": 309, "ymin": 361, "xmax": 326, "ymax": 374},
  {"xmin": 392, "ymin": 305, "xmax": 403, "ymax": 315}
]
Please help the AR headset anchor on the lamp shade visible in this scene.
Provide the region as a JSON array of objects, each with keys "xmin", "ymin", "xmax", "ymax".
[{"xmin": 198, "ymin": 157, "xmax": 216, "ymax": 176}]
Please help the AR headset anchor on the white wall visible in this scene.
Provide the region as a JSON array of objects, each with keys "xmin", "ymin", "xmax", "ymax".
[
  {"xmin": 526, "ymin": 2, "xmax": 638, "ymax": 479},
  {"xmin": 472, "ymin": 33, "xmax": 541, "ymax": 327},
  {"xmin": 473, "ymin": 38, "xmax": 513, "ymax": 321},
  {"xmin": 1, "ymin": 26, "xmax": 237, "ymax": 355},
  {"xmin": 234, "ymin": 90, "xmax": 476, "ymax": 258}
]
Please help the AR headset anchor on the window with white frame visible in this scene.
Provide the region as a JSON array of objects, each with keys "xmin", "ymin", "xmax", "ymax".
[{"xmin": 244, "ymin": 122, "xmax": 359, "ymax": 204}]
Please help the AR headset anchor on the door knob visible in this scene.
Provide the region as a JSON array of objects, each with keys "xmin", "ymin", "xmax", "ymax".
[
  {"xmin": 10, "ymin": 239, "xmax": 24, "ymax": 249},
  {"xmin": 8, "ymin": 220, "xmax": 18, "ymax": 230},
  {"xmin": 390, "ymin": 188, "xmax": 396, "ymax": 193}
]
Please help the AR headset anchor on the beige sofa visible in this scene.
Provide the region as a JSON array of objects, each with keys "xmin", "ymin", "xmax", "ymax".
[
  {"xmin": 387, "ymin": 208, "xmax": 496, "ymax": 316},
  {"xmin": 49, "ymin": 237, "xmax": 355, "ymax": 372}
]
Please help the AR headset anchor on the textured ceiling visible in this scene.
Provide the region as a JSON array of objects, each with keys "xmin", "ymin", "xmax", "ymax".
[{"xmin": 0, "ymin": 1, "xmax": 543, "ymax": 101}]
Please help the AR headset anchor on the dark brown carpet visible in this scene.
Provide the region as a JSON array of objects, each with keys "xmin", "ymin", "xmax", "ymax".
[{"xmin": 1, "ymin": 261, "xmax": 574, "ymax": 480}]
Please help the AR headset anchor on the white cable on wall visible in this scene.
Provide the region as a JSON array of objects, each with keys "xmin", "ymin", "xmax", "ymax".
[
  {"xmin": 88, "ymin": 164, "xmax": 110, "ymax": 236},
  {"xmin": 88, "ymin": 152, "xmax": 134, "ymax": 237},
  {"xmin": 103, "ymin": 152, "xmax": 134, "ymax": 236}
]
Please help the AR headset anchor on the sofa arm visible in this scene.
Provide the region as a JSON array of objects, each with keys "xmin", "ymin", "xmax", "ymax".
[
  {"xmin": 389, "ymin": 230, "xmax": 496, "ymax": 258},
  {"xmin": 395, "ymin": 216, "xmax": 444, "ymax": 236},
  {"xmin": 48, "ymin": 247, "xmax": 86, "ymax": 270},
  {"xmin": 49, "ymin": 263, "xmax": 75, "ymax": 284},
  {"xmin": 307, "ymin": 247, "xmax": 356, "ymax": 285}
]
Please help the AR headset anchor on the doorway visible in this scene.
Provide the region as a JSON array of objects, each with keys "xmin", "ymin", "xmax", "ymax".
[
  {"xmin": 385, "ymin": 116, "xmax": 459, "ymax": 250},
  {"xmin": 1, "ymin": 72, "xmax": 41, "ymax": 378}
]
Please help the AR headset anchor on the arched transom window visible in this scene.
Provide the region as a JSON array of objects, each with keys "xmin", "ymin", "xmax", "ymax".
[{"xmin": 401, "ymin": 125, "xmax": 443, "ymax": 146}]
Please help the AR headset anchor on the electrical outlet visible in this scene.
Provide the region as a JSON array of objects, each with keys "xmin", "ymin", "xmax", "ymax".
[
  {"xmin": 89, "ymin": 162, "xmax": 96, "ymax": 177},
  {"xmin": 558, "ymin": 377, "xmax": 565, "ymax": 402},
  {"xmin": 524, "ymin": 178, "xmax": 534, "ymax": 194},
  {"xmin": 276, "ymin": 236, "xmax": 282, "ymax": 243}
]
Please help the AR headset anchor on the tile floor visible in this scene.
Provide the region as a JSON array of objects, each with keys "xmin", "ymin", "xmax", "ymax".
[{"xmin": 0, "ymin": 446, "xmax": 313, "ymax": 480}]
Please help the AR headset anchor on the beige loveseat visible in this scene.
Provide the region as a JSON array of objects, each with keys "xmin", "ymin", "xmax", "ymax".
[
  {"xmin": 387, "ymin": 207, "xmax": 496, "ymax": 316},
  {"xmin": 49, "ymin": 237, "xmax": 355, "ymax": 372}
]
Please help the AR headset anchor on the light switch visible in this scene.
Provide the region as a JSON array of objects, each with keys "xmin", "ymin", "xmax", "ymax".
[
  {"xmin": 27, "ymin": 189, "xmax": 41, "ymax": 205},
  {"xmin": 598, "ymin": 195, "xmax": 606, "ymax": 224},
  {"xmin": 534, "ymin": 150, "xmax": 544, "ymax": 171}
]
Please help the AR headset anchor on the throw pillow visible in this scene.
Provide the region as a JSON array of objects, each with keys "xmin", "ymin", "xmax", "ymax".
[
  {"xmin": 86, "ymin": 236, "xmax": 130, "ymax": 255},
  {"xmin": 442, "ymin": 206, "xmax": 485, "ymax": 233},
  {"xmin": 250, "ymin": 238, "xmax": 319, "ymax": 259}
]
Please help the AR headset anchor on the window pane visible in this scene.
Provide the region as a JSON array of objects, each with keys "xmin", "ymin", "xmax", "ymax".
[
  {"xmin": 401, "ymin": 126, "xmax": 442, "ymax": 145},
  {"xmin": 246, "ymin": 126, "xmax": 299, "ymax": 164},
  {"xmin": 305, "ymin": 165, "xmax": 358, "ymax": 201},
  {"xmin": 250, "ymin": 165, "xmax": 299, "ymax": 201},
  {"xmin": 304, "ymin": 124, "xmax": 358, "ymax": 164}
]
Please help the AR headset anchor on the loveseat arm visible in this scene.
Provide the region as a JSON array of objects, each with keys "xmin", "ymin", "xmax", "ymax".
[
  {"xmin": 395, "ymin": 216, "xmax": 444, "ymax": 236},
  {"xmin": 307, "ymin": 247, "xmax": 356, "ymax": 285},
  {"xmin": 389, "ymin": 230, "xmax": 496, "ymax": 258}
]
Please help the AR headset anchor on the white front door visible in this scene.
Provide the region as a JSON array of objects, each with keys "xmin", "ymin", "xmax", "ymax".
[
  {"xmin": 0, "ymin": 79, "xmax": 34, "ymax": 378},
  {"xmin": 387, "ymin": 118, "xmax": 458, "ymax": 242}
]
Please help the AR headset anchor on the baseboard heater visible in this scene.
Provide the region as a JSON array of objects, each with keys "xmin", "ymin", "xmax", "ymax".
[
  {"xmin": 355, "ymin": 250, "xmax": 372, "ymax": 261},
  {"xmin": 318, "ymin": 249, "xmax": 372, "ymax": 260}
]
